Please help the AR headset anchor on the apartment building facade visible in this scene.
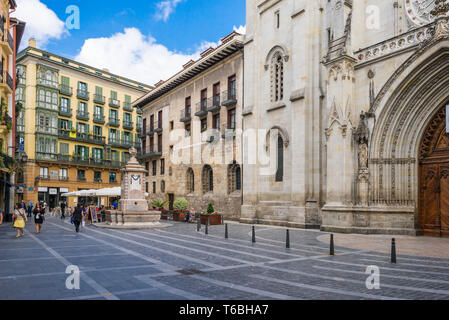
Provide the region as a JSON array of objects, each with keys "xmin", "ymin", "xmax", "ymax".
[
  {"xmin": 15, "ymin": 39, "xmax": 152, "ymax": 208},
  {"xmin": 0, "ymin": 0, "xmax": 25, "ymax": 220},
  {"xmin": 134, "ymin": 32, "xmax": 244, "ymax": 219}
]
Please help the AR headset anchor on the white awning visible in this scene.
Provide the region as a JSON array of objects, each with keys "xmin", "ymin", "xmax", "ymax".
[{"xmin": 62, "ymin": 187, "xmax": 148, "ymax": 198}]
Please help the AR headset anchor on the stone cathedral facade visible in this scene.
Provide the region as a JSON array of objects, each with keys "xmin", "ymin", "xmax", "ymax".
[{"xmin": 241, "ymin": 0, "xmax": 449, "ymax": 237}]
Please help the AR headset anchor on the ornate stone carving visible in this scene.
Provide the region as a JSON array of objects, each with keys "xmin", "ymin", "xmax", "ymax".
[{"xmin": 431, "ymin": 0, "xmax": 449, "ymax": 39}]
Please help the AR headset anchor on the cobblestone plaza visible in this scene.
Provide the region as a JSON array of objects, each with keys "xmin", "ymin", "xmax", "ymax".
[{"xmin": 1, "ymin": 217, "xmax": 449, "ymax": 300}]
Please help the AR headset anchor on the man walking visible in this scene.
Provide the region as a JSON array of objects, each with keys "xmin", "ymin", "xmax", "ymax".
[
  {"xmin": 60, "ymin": 201, "xmax": 66, "ymax": 220},
  {"xmin": 71, "ymin": 204, "xmax": 84, "ymax": 233},
  {"xmin": 27, "ymin": 201, "xmax": 33, "ymax": 218}
]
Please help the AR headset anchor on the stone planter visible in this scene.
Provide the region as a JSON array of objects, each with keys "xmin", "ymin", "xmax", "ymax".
[{"xmin": 200, "ymin": 214, "xmax": 223, "ymax": 225}]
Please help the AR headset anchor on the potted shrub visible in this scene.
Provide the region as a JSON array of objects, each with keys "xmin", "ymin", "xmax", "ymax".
[
  {"xmin": 173, "ymin": 198, "xmax": 189, "ymax": 222},
  {"xmin": 200, "ymin": 203, "xmax": 223, "ymax": 225},
  {"xmin": 151, "ymin": 199, "xmax": 168, "ymax": 219}
]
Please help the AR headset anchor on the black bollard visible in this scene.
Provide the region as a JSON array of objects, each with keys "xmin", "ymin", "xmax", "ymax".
[
  {"xmin": 205, "ymin": 221, "xmax": 208, "ymax": 235},
  {"xmin": 197, "ymin": 217, "xmax": 201, "ymax": 232},
  {"xmin": 225, "ymin": 223, "xmax": 228, "ymax": 239},
  {"xmin": 330, "ymin": 234, "xmax": 335, "ymax": 256},
  {"xmin": 391, "ymin": 238, "xmax": 397, "ymax": 264},
  {"xmin": 286, "ymin": 229, "xmax": 290, "ymax": 249},
  {"xmin": 252, "ymin": 226, "xmax": 256, "ymax": 243}
]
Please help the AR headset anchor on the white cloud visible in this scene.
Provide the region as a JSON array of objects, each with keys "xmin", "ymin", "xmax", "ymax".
[
  {"xmin": 13, "ymin": 0, "xmax": 67, "ymax": 49},
  {"xmin": 75, "ymin": 28, "xmax": 217, "ymax": 85},
  {"xmin": 155, "ymin": 0, "xmax": 184, "ymax": 22},
  {"xmin": 233, "ymin": 25, "xmax": 246, "ymax": 34}
]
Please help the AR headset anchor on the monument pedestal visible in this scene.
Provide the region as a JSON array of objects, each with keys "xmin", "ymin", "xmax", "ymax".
[{"xmin": 101, "ymin": 148, "xmax": 168, "ymax": 229}]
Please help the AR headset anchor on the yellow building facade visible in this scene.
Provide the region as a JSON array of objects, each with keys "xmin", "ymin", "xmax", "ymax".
[{"xmin": 16, "ymin": 39, "xmax": 152, "ymax": 208}]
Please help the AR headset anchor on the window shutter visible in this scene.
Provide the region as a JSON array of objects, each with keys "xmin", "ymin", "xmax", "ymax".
[
  {"xmin": 86, "ymin": 124, "xmax": 90, "ymax": 134},
  {"xmin": 68, "ymin": 121, "xmax": 72, "ymax": 130},
  {"xmin": 125, "ymin": 95, "xmax": 131, "ymax": 103},
  {"xmin": 95, "ymin": 86, "xmax": 102, "ymax": 95},
  {"xmin": 111, "ymin": 91, "xmax": 117, "ymax": 100}
]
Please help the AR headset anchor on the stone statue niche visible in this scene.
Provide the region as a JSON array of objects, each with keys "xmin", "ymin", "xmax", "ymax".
[{"xmin": 354, "ymin": 112, "xmax": 370, "ymax": 205}]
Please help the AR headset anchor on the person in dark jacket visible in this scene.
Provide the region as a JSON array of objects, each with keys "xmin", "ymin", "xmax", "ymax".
[
  {"xmin": 71, "ymin": 204, "xmax": 84, "ymax": 233},
  {"xmin": 33, "ymin": 203, "xmax": 45, "ymax": 234},
  {"xmin": 60, "ymin": 201, "xmax": 66, "ymax": 220}
]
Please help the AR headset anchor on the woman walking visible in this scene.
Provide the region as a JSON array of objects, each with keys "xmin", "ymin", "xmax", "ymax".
[
  {"xmin": 13, "ymin": 203, "xmax": 28, "ymax": 238},
  {"xmin": 33, "ymin": 202, "xmax": 45, "ymax": 234}
]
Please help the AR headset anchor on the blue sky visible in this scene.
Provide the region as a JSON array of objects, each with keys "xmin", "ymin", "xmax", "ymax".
[{"xmin": 13, "ymin": 0, "xmax": 246, "ymax": 84}]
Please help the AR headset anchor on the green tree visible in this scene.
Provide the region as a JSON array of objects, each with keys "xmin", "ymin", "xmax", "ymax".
[{"xmin": 207, "ymin": 202, "xmax": 215, "ymax": 214}]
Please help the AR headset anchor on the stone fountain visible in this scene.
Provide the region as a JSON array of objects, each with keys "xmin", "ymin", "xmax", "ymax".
[{"xmin": 100, "ymin": 147, "xmax": 169, "ymax": 229}]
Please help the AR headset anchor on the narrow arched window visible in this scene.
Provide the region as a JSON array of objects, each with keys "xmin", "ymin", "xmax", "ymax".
[
  {"xmin": 228, "ymin": 164, "xmax": 242, "ymax": 193},
  {"xmin": 202, "ymin": 165, "xmax": 213, "ymax": 193},
  {"xmin": 271, "ymin": 52, "xmax": 284, "ymax": 102},
  {"xmin": 187, "ymin": 168, "xmax": 194, "ymax": 193},
  {"xmin": 276, "ymin": 136, "xmax": 284, "ymax": 182},
  {"xmin": 236, "ymin": 166, "xmax": 241, "ymax": 190}
]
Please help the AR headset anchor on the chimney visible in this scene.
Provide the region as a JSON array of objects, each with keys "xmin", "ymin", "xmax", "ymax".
[{"xmin": 29, "ymin": 38, "xmax": 37, "ymax": 48}]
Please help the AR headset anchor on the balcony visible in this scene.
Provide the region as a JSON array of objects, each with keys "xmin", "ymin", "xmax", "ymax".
[
  {"xmin": 108, "ymin": 138, "xmax": 134, "ymax": 149},
  {"xmin": 59, "ymin": 107, "xmax": 72, "ymax": 118},
  {"xmin": 58, "ymin": 130, "xmax": 106, "ymax": 146},
  {"xmin": 108, "ymin": 118, "xmax": 120, "ymax": 127},
  {"xmin": 77, "ymin": 176, "xmax": 87, "ymax": 182},
  {"xmin": 180, "ymin": 108, "xmax": 191, "ymax": 123},
  {"xmin": 76, "ymin": 111, "xmax": 90, "ymax": 121},
  {"xmin": 93, "ymin": 114, "xmax": 106, "ymax": 124},
  {"xmin": 207, "ymin": 95, "xmax": 221, "ymax": 113},
  {"xmin": 0, "ymin": 153, "xmax": 14, "ymax": 170},
  {"xmin": 35, "ymin": 125, "xmax": 58, "ymax": 136},
  {"xmin": 222, "ymin": 89, "xmax": 237, "ymax": 107},
  {"xmin": 123, "ymin": 102, "xmax": 133, "ymax": 112},
  {"xmin": 36, "ymin": 99, "xmax": 58, "ymax": 112},
  {"xmin": 138, "ymin": 149, "xmax": 162, "ymax": 160},
  {"xmin": 35, "ymin": 153, "xmax": 123, "ymax": 169},
  {"xmin": 123, "ymin": 120, "xmax": 134, "ymax": 131},
  {"xmin": 136, "ymin": 108, "xmax": 143, "ymax": 115},
  {"xmin": 195, "ymin": 100, "xmax": 208, "ymax": 118},
  {"xmin": 0, "ymin": 70, "xmax": 13, "ymax": 93},
  {"xmin": 37, "ymin": 77, "xmax": 59, "ymax": 89},
  {"xmin": 59, "ymin": 84, "xmax": 73, "ymax": 96},
  {"xmin": 77, "ymin": 90, "xmax": 90, "ymax": 101},
  {"xmin": 154, "ymin": 120, "xmax": 163, "ymax": 133},
  {"xmin": 0, "ymin": 30, "xmax": 13, "ymax": 56},
  {"xmin": 109, "ymin": 98, "xmax": 120, "ymax": 109},
  {"xmin": 94, "ymin": 94, "xmax": 105, "ymax": 105}
]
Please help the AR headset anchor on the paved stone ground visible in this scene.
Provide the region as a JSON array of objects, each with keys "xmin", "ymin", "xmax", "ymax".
[{"xmin": 1, "ymin": 216, "xmax": 449, "ymax": 300}]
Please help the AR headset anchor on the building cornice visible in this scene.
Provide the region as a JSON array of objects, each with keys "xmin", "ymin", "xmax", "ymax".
[
  {"xmin": 17, "ymin": 47, "xmax": 153, "ymax": 93},
  {"xmin": 133, "ymin": 32, "xmax": 244, "ymax": 109}
]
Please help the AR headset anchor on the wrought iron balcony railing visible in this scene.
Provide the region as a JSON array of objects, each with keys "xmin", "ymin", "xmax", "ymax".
[
  {"xmin": 59, "ymin": 84, "xmax": 73, "ymax": 96},
  {"xmin": 94, "ymin": 94, "xmax": 105, "ymax": 104},
  {"xmin": 77, "ymin": 90, "xmax": 90, "ymax": 100}
]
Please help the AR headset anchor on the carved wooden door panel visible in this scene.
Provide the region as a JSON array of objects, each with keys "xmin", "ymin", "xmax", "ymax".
[
  {"xmin": 440, "ymin": 165, "xmax": 449, "ymax": 238},
  {"xmin": 420, "ymin": 165, "xmax": 440, "ymax": 237}
]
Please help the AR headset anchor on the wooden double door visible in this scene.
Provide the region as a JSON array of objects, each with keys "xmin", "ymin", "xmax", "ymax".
[
  {"xmin": 419, "ymin": 106, "xmax": 449, "ymax": 238},
  {"xmin": 420, "ymin": 163, "xmax": 449, "ymax": 237}
]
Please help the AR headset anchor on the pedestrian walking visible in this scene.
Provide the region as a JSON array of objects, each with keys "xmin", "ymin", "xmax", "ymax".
[
  {"xmin": 0, "ymin": 207, "xmax": 3, "ymax": 225},
  {"xmin": 60, "ymin": 201, "xmax": 66, "ymax": 220},
  {"xmin": 27, "ymin": 201, "xmax": 33, "ymax": 218},
  {"xmin": 71, "ymin": 204, "xmax": 84, "ymax": 233},
  {"xmin": 33, "ymin": 202, "xmax": 45, "ymax": 234},
  {"xmin": 13, "ymin": 203, "xmax": 28, "ymax": 238}
]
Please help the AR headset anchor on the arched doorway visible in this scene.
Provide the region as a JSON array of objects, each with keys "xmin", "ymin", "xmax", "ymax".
[{"xmin": 419, "ymin": 105, "xmax": 449, "ymax": 238}]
